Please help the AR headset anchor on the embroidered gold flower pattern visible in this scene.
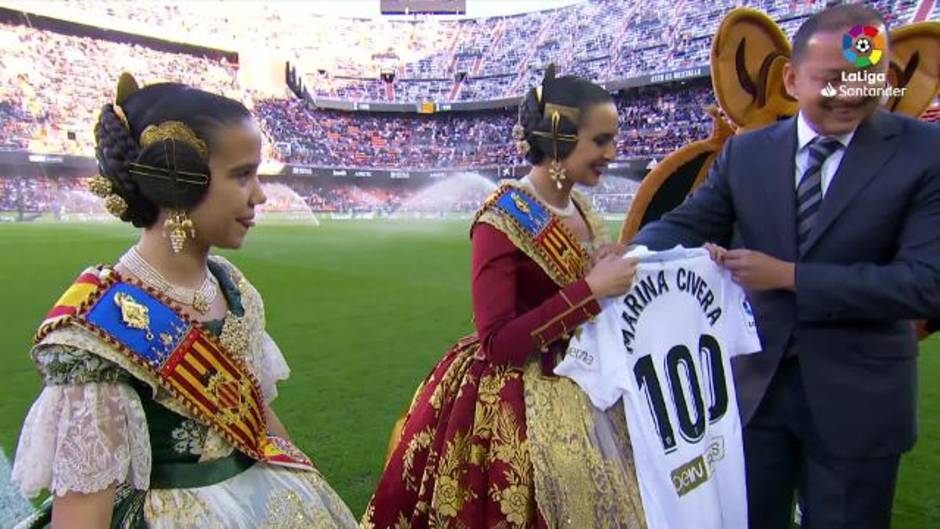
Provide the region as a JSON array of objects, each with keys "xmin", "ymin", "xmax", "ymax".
[
  {"xmin": 477, "ymin": 372, "xmax": 504, "ymax": 405},
  {"xmin": 498, "ymin": 484, "xmax": 532, "ymax": 526},
  {"xmin": 402, "ymin": 428, "xmax": 433, "ymax": 493},
  {"xmin": 523, "ymin": 361, "xmax": 646, "ymax": 528},
  {"xmin": 432, "ymin": 475, "xmax": 463, "ymax": 517},
  {"xmin": 433, "ymin": 432, "xmax": 478, "ymax": 519},
  {"xmin": 362, "ymin": 192, "xmax": 640, "ymax": 528}
]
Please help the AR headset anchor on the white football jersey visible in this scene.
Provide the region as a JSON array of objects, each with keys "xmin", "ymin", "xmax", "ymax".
[{"xmin": 557, "ymin": 247, "xmax": 761, "ymax": 529}]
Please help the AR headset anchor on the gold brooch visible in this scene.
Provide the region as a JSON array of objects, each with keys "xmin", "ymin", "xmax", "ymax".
[
  {"xmin": 114, "ymin": 292, "xmax": 153, "ymax": 340},
  {"xmin": 192, "ymin": 293, "xmax": 210, "ymax": 314},
  {"xmin": 512, "ymin": 193, "xmax": 531, "ymax": 215}
]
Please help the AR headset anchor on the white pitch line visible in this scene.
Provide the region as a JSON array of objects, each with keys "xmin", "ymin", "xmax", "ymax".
[{"xmin": 0, "ymin": 448, "xmax": 34, "ymax": 529}]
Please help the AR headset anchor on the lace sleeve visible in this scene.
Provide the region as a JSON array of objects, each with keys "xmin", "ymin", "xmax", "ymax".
[
  {"xmin": 36, "ymin": 343, "xmax": 132, "ymax": 385},
  {"xmin": 259, "ymin": 332, "xmax": 290, "ymax": 403},
  {"xmin": 11, "ymin": 346, "xmax": 151, "ymax": 498}
]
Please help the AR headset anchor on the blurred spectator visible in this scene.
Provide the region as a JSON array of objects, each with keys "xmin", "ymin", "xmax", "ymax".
[
  {"xmin": 0, "ymin": 22, "xmax": 240, "ymax": 156},
  {"xmin": 26, "ymin": 0, "xmax": 924, "ymax": 102}
]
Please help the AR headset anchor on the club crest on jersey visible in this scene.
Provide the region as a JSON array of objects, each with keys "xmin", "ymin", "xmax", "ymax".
[{"xmin": 741, "ymin": 299, "xmax": 757, "ymax": 331}]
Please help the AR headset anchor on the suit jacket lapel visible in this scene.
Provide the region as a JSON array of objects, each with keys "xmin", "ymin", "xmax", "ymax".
[
  {"xmin": 762, "ymin": 117, "xmax": 799, "ymax": 261},
  {"xmin": 802, "ymin": 109, "xmax": 902, "ymax": 255}
]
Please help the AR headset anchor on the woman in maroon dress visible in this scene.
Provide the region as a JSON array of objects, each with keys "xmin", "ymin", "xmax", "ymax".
[{"xmin": 362, "ymin": 66, "xmax": 646, "ymax": 529}]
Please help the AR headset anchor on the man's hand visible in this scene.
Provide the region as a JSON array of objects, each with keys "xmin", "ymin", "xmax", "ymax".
[
  {"xmin": 591, "ymin": 243, "xmax": 628, "ymax": 267},
  {"xmin": 723, "ymin": 249, "xmax": 796, "ymax": 291},
  {"xmin": 703, "ymin": 242, "xmax": 728, "ymax": 264}
]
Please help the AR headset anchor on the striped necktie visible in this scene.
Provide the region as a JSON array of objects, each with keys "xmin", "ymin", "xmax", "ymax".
[{"xmin": 796, "ymin": 136, "xmax": 842, "ymax": 256}]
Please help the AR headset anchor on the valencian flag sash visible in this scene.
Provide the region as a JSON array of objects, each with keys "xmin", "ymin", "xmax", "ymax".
[
  {"xmin": 481, "ymin": 185, "xmax": 589, "ymax": 283},
  {"xmin": 36, "ymin": 267, "xmax": 315, "ymax": 471}
]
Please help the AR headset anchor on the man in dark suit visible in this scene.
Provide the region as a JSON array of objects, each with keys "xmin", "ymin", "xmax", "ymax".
[{"xmin": 631, "ymin": 5, "xmax": 940, "ymax": 528}]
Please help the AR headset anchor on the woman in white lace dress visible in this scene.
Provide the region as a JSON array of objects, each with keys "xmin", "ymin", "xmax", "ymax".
[{"xmin": 10, "ymin": 74, "xmax": 358, "ymax": 529}]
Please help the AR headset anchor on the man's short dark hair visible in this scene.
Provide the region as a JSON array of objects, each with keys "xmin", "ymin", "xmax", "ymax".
[{"xmin": 792, "ymin": 4, "xmax": 889, "ymax": 65}]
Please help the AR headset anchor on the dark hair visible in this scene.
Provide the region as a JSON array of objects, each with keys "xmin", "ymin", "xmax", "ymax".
[
  {"xmin": 94, "ymin": 82, "xmax": 252, "ymax": 228},
  {"xmin": 792, "ymin": 4, "xmax": 889, "ymax": 65},
  {"xmin": 518, "ymin": 64, "xmax": 614, "ymax": 165}
]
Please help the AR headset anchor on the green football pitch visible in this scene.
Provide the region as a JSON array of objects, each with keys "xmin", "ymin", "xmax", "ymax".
[{"xmin": 0, "ymin": 220, "xmax": 937, "ymax": 527}]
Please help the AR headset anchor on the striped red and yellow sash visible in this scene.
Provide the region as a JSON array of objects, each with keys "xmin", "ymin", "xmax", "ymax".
[{"xmin": 36, "ymin": 267, "xmax": 315, "ymax": 471}]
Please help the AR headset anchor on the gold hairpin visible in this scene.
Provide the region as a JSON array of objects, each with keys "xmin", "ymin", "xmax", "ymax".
[
  {"xmin": 128, "ymin": 163, "xmax": 209, "ymax": 186},
  {"xmin": 544, "ymin": 103, "xmax": 580, "ymax": 124},
  {"xmin": 530, "ymin": 130, "xmax": 579, "ymax": 142},
  {"xmin": 530, "ymin": 110, "xmax": 579, "ymax": 143}
]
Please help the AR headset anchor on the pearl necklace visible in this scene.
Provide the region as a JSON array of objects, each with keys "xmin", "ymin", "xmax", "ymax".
[
  {"xmin": 520, "ymin": 176, "xmax": 577, "ymax": 217},
  {"xmin": 119, "ymin": 246, "xmax": 219, "ymax": 314}
]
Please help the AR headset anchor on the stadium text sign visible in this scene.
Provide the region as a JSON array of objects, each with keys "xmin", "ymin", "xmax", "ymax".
[{"xmin": 649, "ymin": 67, "xmax": 706, "ymax": 84}]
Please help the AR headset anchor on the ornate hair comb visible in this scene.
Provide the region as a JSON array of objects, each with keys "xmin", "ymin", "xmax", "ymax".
[{"xmin": 139, "ymin": 121, "xmax": 209, "ymax": 160}]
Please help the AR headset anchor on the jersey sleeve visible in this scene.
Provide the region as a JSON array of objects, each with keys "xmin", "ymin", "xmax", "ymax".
[
  {"xmin": 554, "ymin": 300, "xmax": 627, "ymax": 410},
  {"xmin": 722, "ymin": 276, "xmax": 762, "ymax": 357}
]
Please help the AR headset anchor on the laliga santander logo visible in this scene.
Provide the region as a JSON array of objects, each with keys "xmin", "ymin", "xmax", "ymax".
[
  {"xmin": 821, "ymin": 24, "xmax": 904, "ymax": 99},
  {"xmin": 842, "ymin": 25, "xmax": 885, "ymax": 67}
]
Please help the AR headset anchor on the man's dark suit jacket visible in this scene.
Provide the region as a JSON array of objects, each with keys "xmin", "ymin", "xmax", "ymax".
[{"xmin": 633, "ymin": 109, "xmax": 940, "ymax": 458}]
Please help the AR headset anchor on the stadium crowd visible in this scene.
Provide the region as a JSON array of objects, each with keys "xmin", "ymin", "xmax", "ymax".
[
  {"xmin": 255, "ymin": 78, "xmax": 715, "ymax": 169},
  {"xmin": 14, "ymin": 0, "xmax": 930, "ymax": 104},
  {"xmin": 1, "ymin": 0, "xmax": 936, "ymax": 205},
  {"xmin": 3, "ymin": 0, "xmax": 935, "ymax": 168},
  {"xmin": 0, "ymin": 22, "xmax": 239, "ymax": 156}
]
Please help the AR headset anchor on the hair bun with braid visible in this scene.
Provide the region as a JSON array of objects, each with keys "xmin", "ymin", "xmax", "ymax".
[
  {"xmin": 94, "ymin": 103, "xmax": 157, "ymax": 227},
  {"xmin": 516, "ymin": 64, "xmax": 613, "ymax": 165},
  {"xmin": 92, "ymin": 80, "xmax": 252, "ymax": 228}
]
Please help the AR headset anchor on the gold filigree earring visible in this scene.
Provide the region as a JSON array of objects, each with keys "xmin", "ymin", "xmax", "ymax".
[
  {"xmin": 164, "ymin": 210, "xmax": 196, "ymax": 254},
  {"xmin": 548, "ymin": 158, "xmax": 567, "ymax": 190}
]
